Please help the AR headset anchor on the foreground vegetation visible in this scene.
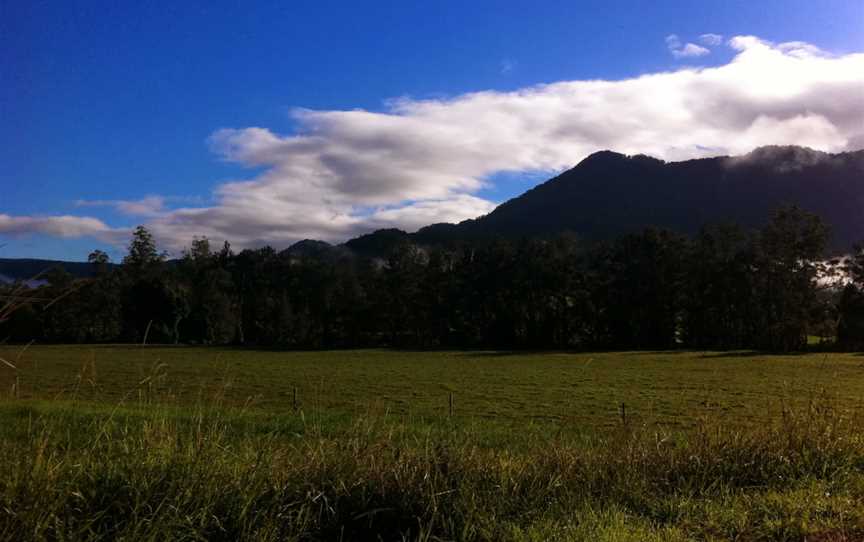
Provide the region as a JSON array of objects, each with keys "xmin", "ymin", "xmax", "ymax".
[
  {"xmin": 2, "ymin": 397, "xmax": 863, "ymax": 541},
  {"xmin": 1, "ymin": 346, "xmax": 863, "ymax": 540}
]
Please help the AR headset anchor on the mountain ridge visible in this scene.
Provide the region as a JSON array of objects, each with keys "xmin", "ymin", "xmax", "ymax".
[
  {"xmin": 441, "ymin": 145, "xmax": 863, "ymax": 251},
  {"xmin": 2, "ymin": 145, "xmax": 861, "ymax": 274}
]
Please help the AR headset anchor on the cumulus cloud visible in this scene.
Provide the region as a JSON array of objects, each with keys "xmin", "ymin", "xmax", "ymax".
[
  {"xmin": 699, "ymin": 33, "xmax": 724, "ymax": 46},
  {"xmin": 666, "ymin": 34, "xmax": 711, "ymax": 58},
  {"xmin": 7, "ymin": 35, "xmax": 864, "ymax": 252},
  {"xmin": 675, "ymin": 43, "xmax": 711, "ymax": 59}
]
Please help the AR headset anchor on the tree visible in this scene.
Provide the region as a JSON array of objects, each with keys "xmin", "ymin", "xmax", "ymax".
[
  {"xmin": 88, "ymin": 250, "xmax": 111, "ymax": 276},
  {"xmin": 750, "ymin": 206, "xmax": 829, "ymax": 351},
  {"xmin": 837, "ymin": 245, "xmax": 864, "ymax": 350},
  {"xmin": 119, "ymin": 226, "xmax": 177, "ymax": 342},
  {"xmin": 123, "ymin": 226, "xmax": 164, "ymax": 269},
  {"xmin": 179, "ymin": 237, "xmax": 238, "ymax": 344},
  {"xmin": 682, "ymin": 223, "xmax": 754, "ymax": 349},
  {"xmin": 592, "ymin": 228, "xmax": 689, "ymax": 349}
]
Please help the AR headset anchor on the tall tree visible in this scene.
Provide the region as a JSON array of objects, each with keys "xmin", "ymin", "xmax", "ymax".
[
  {"xmin": 119, "ymin": 226, "xmax": 182, "ymax": 343},
  {"xmin": 123, "ymin": 225, "xmax": 164, "ymax": 269},
  {"xmin": 750, "ymin": 206, "xmax": 829, "ymax": 351},
  {"xmin": 837, "ymin": 245, "xmax": 864, "ymax": 350},
  {"xmin": 682, "ymin": 224, "xmax": 754, "ymax": 349}
]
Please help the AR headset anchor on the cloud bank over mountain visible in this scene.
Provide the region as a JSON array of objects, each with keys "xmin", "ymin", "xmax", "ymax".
[{"xmin": 3, "ymin": 35, "xmax": 863, "ymax": 252}]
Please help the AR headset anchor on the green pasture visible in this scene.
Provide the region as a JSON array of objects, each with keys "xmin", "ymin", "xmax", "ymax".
[
  {"xmin": 1, "ymin": 345, "xmax": 862, "ymax": 430},
  {"xmin": 2, "ymin": 346, "xmax": 864, "ymax": 540}
]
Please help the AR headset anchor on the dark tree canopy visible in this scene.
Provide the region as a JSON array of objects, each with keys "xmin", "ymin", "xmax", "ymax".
[{"xmin": 0, "ymin": 210, "xmax": 856, "ymax": 353}]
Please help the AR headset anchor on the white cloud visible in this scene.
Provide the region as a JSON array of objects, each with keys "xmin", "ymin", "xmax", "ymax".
[
  {"xmin": 674, "ymin": 43, "xmax": 711, "ymax": 59},
  {"xmin": 367, "ymin": 195, "xmax": 496, "ymax": 232},
  {"xmin": 8, "ymin": 35, "xmax": 864, "ymax": 252},
  {"xmin": 777, "ymin": 40, "xmax": 831, "ymax": 59},
  {"xmin": 0, "ymin": 214, "xmax": 124, "ymax": 242},
  {"xmin": 666, "ymin": 34, "xmax": 711, "ymax": 58},
  {"xmin": 75, "ymin": 196, "xmax": 166, "ymax": 217},
  {"xmin": 699, "ymin": 33, "xmax": 723, "ymax": 46}
]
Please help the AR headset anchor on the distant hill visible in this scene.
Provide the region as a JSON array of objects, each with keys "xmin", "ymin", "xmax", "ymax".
[{"xmin": 0, "ymin": 258, "xmax": 113, "ymax": 282}]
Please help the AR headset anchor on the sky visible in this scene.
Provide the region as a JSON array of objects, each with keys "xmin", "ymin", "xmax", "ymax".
[{"xmin": 2, "ymin": 0, "xmax": 863, "ymax": 261}]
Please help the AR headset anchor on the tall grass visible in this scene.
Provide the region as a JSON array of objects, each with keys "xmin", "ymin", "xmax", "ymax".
[{"xmin": 1, "ymin": 393, "xmax": 862, "ymax": 541}]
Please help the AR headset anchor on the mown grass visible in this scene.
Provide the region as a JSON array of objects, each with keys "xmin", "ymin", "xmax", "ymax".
[
  {"xmin": 2, "ymin": 346, "xmax": 863, "ymax": 429},
  {"xmin": 1, "ymin": 346, "xmax": 863, "ymax": 540}
]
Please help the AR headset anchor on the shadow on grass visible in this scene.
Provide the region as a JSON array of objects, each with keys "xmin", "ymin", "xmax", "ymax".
[
  {"xmin": 460, "ymin": 349, "xmax": 844, "ymax": 359},
  {"xmin": 37, "ymin": 344, "xmax": 863, "ymax": 359},
  {"xmin": 460, "ymin": 349, "xmax": 699, "ymax": 358},
  {"xmin": 698, "ymin": 350, "xmax": 811, "ymax": 359},
  {"xmin": 458, "ymin": 350, "xmax": 582, "ymax": 357}
]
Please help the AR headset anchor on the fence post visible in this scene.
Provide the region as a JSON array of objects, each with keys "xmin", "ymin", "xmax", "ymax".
[
  {"xmin": 620, "ymin": 402, "xmax": 627, "ymax": 425},
  {"xmin": 449, "ymin": 392, "xmax": 454, "ymax": 418},
  {"xmin": 293, "ymin": 386, "xmax": 298, "ymax": 411}
]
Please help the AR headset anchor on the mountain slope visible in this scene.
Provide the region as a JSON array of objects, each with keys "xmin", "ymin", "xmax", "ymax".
[{"xmin": 452, "ymin": 146, "xmax": 864, "ymax": 249}]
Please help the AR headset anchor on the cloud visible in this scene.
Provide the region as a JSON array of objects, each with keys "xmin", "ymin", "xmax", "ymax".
[
  {"xmin": 666, "ymin": 34, "xmax": 711, "ymax": 58},
  {"xmin": 674, "ymin": 43, "xmax": 710, "ymax": 59},
  {"xmin": 0, "ymin": 214, "xmax": 124, "ymax": 242},
  {"xmin": 699, "ymin": 33, "xmax": 723, "ymax": 46},
  {"xmin": 75, "ymin": 196, "xmax": 166, "ymax": 217},
  {"xmin": 367, "ymin": 195, "xmax": 496, "ymax": 232},
  {"xmin": 74, "ymin": 195, "xmax": 206, "ymax": 217},
  {"xmin": 8, "ymin": 35, "xmax": 864, "ymax": 252}
]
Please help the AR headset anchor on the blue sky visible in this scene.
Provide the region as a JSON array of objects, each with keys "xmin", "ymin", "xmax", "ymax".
[{"xmin": 2, "ymin": 0, "xmax": 863, "ymax": 260}]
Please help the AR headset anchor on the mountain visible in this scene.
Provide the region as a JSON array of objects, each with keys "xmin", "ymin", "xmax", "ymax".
[
  {"xmin": 453, "ymin": 146, "xmax": 863, "ymax": 249},
  {"xmin": 347, "ymin": 145, "xmax": 862, "ymax": 255},
  {"xmin": 0, "ymin": 258, "xmax": 112, "ymax": 283},
  {"xmin": 283, "ymin": 239, "xmax": 336, "ymax": 258},
  {"xmin": 344, "ymin": 228, "xmax": 412, "ymax": 258}
]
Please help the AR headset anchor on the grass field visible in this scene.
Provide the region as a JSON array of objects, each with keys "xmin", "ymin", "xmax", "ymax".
[
  {"xmin": 3, "ymin": 345, "xmax": 864, "ymax": 429},
  {"xmin": 1, "ymin": 346, "xmax": 863, "ymax": 540}
]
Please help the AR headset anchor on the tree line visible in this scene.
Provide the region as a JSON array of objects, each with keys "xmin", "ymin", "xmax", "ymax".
[{"xmin": 1, "ymin": 206, "xmax": 862, "ymax": 352}]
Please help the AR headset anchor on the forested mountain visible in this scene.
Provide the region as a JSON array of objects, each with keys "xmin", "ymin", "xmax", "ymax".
[
  {"xmin": 324, "ymin": 146, "xmax": 864, "ymax": 257},
  {"xmin": 454, "ymin": 146, "xmax": 863, "ymax": 249}
]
